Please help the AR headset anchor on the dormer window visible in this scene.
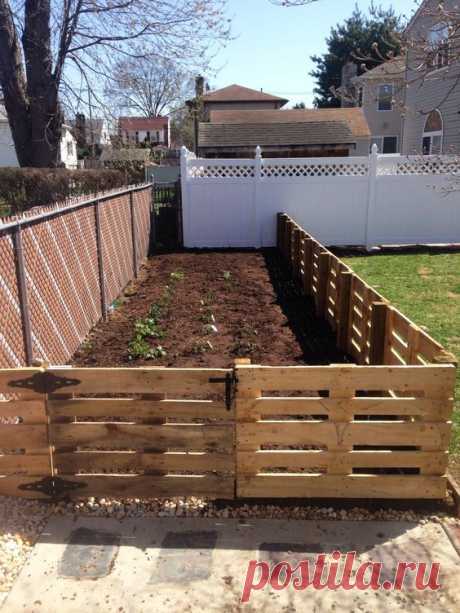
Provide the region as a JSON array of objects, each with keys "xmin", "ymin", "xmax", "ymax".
[
  {"xmin": 428, "ymin": 23, "xmax": 449, "ymax": 70},
  {"xmin": 377, "ymin": 84, "xmax": 393, "ymax": 111}
]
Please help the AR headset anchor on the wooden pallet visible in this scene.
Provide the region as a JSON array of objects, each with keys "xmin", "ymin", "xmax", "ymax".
[
  {"xmin": 0, "ymin": 367, "xmax": 234, "ymax": 500},
  {"xmin": 235, "ymin": 363, "xmax": 455, "ymax": 500}
]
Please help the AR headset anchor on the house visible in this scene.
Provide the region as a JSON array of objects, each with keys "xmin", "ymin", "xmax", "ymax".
[
  {"xmin": 194, "ymin": 82, "xmax": 288, "ymax": 117},
  {"xmin": 119, "ymin": 116, "xmax": 170, "ymax": 147},
  {"xmin": 402, "ymin": 0, "xmax": 460, "ymax": 154},
  {"xmin": 59, "ymin": 125, "xmax": 78, "ymax": 168},
  {"xmin": 0, "ymin": 106, "xmax": 77, "ymax": 168},
  {"xmin": 198, "ymin": 108, "xmax": 371, "ymax": 158},
  {"xmin": 350, "ymin": 58, "xmax": 406, "ymax": 154},
  {"xmin": 71, "ymin": 115, "xmax": 111, "ymax": 149}
]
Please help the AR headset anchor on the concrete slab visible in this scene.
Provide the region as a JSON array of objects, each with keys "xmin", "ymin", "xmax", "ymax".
[{"xmin": 2, "ymin": 517, "xmax": 459, "ymax": 613}]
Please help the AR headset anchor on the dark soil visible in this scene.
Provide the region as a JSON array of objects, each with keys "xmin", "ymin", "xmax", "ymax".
[{"xmin": 71, "ymin": 249, "xmax": 350, "ymax": 368}]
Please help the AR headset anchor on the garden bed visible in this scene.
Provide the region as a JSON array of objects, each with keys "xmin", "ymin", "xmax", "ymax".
[{"xmin": 72, "ymin": 249, "xmax": 348, "ymax": 368}]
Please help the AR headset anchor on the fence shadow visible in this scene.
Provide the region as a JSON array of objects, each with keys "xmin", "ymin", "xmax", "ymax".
[{"xmin": 262, "ymin": 248, "xmax": 351, "ymax": 366}]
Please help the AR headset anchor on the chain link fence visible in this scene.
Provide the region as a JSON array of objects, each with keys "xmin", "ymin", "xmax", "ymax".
[{"xmin": 0, "ymin": 184, "xmax": 152, "ymax": 367}]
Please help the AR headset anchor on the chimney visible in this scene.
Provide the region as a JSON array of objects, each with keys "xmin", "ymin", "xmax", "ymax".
[
  {"xmin": 340, "ymin": 61, "xmax": 358, "ymax": 108},
  {"xmin": 75, "ymin": 113, "xmax": 86, "ymax": 148},
  {"xmin": 195, "ymin": 75, "xmax": 205, "ymax": 98}
]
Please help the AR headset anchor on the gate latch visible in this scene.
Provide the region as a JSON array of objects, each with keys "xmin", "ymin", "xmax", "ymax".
[{"xmin": 209, "ymin": 372, "xmax": 236, "ymax": 411}]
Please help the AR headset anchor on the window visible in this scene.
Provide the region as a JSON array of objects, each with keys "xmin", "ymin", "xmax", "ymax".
[
  {"xmin": 357, "ymin": 86, "xmax": 363, "ymax": 107},
  {"xmin": 66, "ymin": 141, "xmax": 73, "ymax": 156},
  {"xmin": 422, "ymin": 110, "xmax": 443, "ymax": 154},
  {"xmin": 428, "ymin": 23, "xmax": 449, "ymax": 70},
  {"xmin": 377, "ymin": 84, "xmax": 393, "ymax": 111},
  {"xmin": 135, "ymin": 131, "xmax": 139, "ymax": 143},
  {"xmin": 146, "ymin": 131, "xmax": 150, "ymax": 142},
  {"xmin": 370, "ymin": 136, "xmax": 399, "ymax": 154}
]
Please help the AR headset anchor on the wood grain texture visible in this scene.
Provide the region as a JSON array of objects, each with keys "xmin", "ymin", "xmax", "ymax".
[{"xmin": 237, "ymin": 474, "xmax": 446, "ymax": 499}]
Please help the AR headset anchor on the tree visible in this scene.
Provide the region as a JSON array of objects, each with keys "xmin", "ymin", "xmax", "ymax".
[
  {"xmin": 104, "ymin": 57, "xmax": 194, "ymax": 118},
  {"xmin": 0, "ymin": 1, "xmax": 230, "ymax": 167},
  {"xmin": 310, "ymin": 5, "xmax": 403, "ymax": 108},
  {"xmin": 293, "ymin": 102, "xmax": 306, "ymax": 109}
]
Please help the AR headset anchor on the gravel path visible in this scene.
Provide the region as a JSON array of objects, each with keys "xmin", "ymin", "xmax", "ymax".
[{"xmin": 1, "ymin": 494, "xmax": 459, "ymax": 601}]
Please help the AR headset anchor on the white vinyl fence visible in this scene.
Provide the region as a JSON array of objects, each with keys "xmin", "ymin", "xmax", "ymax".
[{"xmin": 180, "ymin": 146, "xmax": 460, "ymax": 249}]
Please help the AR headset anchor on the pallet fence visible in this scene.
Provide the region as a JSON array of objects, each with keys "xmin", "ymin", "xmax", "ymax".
[
  {"xmin": 0, "ymin": 213, "xmax": 456, "ymax": 502},
  {"xmin": 0, "ymin": 184, "xmax": 152, "ymax": 369},
  {"xmin": 277, "ymin": 212, "xmax": 457, "ymax": 368}
]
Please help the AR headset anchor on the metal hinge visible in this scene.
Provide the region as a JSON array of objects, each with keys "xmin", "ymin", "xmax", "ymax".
[
  {"xmin": 18, "ymin": 477, "xmax": 87, "ymax": 498},
  {"xmin": 209, "ymin": 372, "xmax": 237, "ymax": 411},
  {"xmin": 8, "ymin": 371, "xmax": 80, "ymax": 394}
]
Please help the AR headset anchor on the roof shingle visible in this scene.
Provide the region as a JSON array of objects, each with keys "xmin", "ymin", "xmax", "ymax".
[
  {"xmin": 208, "ymin": 108, "xmax": 370, "ymax": 138},
  {"xmin": 201, "ymin": 84, "xmax": 288, "ymax": 105},
  {"xmin": 198, "ymin": 120, "xmax": 355, "ymax": 148}
]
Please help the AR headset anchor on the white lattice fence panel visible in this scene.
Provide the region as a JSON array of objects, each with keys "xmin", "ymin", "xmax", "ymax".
[
  {"xmin": 262, "ymin": 160, "xmax": 369, "ymax": 178},
  {"xmin": 188, "ymin": 163, "xmax": 255, "ymax": 179}
]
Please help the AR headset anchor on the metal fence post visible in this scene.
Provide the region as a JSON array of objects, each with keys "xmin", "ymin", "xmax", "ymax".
[
  {"xmin": 129, "ymin": 190, "xmax": 138, "ymax": 277},
  {"xmin": 12, "ymin": 225, "xmax": 34, "ymax": 365},
  {"xmin": 94, "ymin": 200, "xmax": 108, "ymax": 320}
]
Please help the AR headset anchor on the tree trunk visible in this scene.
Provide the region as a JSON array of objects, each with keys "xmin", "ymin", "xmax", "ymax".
[
  {"xmin": 22, "ymin": 0, "xmax": 61, "ymax": 167},
  {"xmin": 0, "ymin": 0, "xmax": 62, "ymax": 167}
]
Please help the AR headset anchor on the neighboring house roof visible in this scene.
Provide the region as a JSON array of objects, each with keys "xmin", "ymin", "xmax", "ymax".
[
  {"xmin": 119, "ymin": 116, "xmax": 169, "ymax": 131},
  {"xmin": 208, "ymin": 108, "xmax": 371, "ymax": 139},
  {"xmin": 199, "ymin": 120, "xmax": 356, "ymax": 148},
  {"xmin": 353, "ymin": 58, "xmax": 406, "ymax": 81},
  {"xmin": 100, "ymin": 148, "xmax": 150, "ymax": 162},
  {"xmin": 200, "ymin": 84, "xmax": 288, "ymax": 105},
  {"xmin": 405, "ymin": 0, "xmax": 428, "ymax": 33}
]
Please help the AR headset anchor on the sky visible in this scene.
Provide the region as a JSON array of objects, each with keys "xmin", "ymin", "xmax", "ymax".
[{"xmin": 210, "ymin": 0, "xmax": 420, "ymax": 107}]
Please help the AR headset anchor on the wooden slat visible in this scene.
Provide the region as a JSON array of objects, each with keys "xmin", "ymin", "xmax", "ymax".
[
  {"xmin": 241, "ymin": 397, "xmax": 453, "ymax": 419},
  {"xmin": 48, "ymin": 398, "xmax": 229, "ymax": 419},
  {"xmin": 238, "ymin": 421, "xmax": 451, "ymax": 449},
  {"xmin": 0, "ymin": 369, "xmax": 45, "ymax": 399},
  {"xmin": 0, "ymin": 425, "xmax": 48, "ymax": 449},
  {"xmin": 0, "ymin": 474, "xmax": 234, "ymax": 499},
  {"xmin": 47, "ymin": 368, "xmax": 231, "ymax": 395},
  {"xmin": 0, "ymin": 454, "xmax": 51, "ymax": 475},
  {"xmin": 236, "ymin": 365, "xmax": 456, "ymax": 393},
  {"xmin": 0, "ymin": 400, "xmax": 46, "ymax": 423},
  {"xmin": 237, "ymin": 474, "xmax": 446, "ymax": 499},
  {"xmin": 50, "ymin": 423, "xmax": 233, "ymax": 451},
  {"xmin": 237, "ymin": 450, "xmax": 448, "ymax": 475},
  {"xmin": 54, "ymin": 451, "xmax": 234, "ymax": 474}
]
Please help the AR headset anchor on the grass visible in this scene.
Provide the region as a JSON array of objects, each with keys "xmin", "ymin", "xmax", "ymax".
[{"xmin": 342, "ymin": 250, "xmax": 460, "ymax": 457}]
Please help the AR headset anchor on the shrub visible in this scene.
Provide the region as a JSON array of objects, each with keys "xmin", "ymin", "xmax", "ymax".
[{"xmin": 0, "ymin": 167, "xmax": 126, "ymax": 216}]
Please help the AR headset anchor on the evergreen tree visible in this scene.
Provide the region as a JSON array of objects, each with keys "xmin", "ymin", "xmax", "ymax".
[{"xmin": 310, "ymin": 4, "xmax": 403, "ymax": 108}]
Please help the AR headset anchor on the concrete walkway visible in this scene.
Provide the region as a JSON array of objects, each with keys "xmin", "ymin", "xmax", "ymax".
[{"xmin": 2, "ymin": 517, "xmax": 459, "ymax": 612}]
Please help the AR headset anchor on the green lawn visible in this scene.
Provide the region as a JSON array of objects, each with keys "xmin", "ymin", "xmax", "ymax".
[{"xmin": 342, "ymin": 251, "xmax": 460, "ymax": 458}]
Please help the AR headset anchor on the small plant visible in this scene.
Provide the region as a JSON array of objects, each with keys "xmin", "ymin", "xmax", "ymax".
[
  {"xmin": 223, "ymin": 270, "xmax": 231, "ymax": 281},
  {"xmin": 190, "ymin": 340, "xmax": 214, "ymax": 354},
  {"xmin": 170, "ymin": 270, "xmax": 185, "ymax": 282}
]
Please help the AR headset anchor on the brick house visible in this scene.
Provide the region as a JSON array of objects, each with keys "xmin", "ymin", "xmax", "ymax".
[{"xmin": 119, "ymin": 116, "xmax": 170, "ymax": 147}]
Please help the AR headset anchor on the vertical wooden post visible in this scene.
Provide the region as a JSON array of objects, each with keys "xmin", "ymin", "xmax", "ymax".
[
  {"xmin": 336, "ymin": 271, "xmax": 353, "ymax": 352},
  {"xmin": 276, "ymin": 213, "xmax": 283, "ymax": 253},
  {"xmin": 383, "ymin": 306, "xmax": 395, "ymax": 364},
  {"xmin": 316, "ymin": 251, "xmax": 331, "ymax": 317},
  {"xmin": 303, "ymin": 237, "xmax": 313, "ymax": 295},
  {"xmin": 129, "ymin": 190, "xmax": 138, "ymax": 278},
  {"xmin": 13, "ymin": 225, "xmax": 34, "ymax": 365},
  {"xmin": 234, "ymin": 359, "xmax": 261, "ymax": 499},
  {"xmin": 286, "ymin": 220, "xmax": 293, "ymax": 267},
  {"xmin": 94, "ymin": 200, "xmax": 108, "ymax": 320},
  {"xmin": 369, "ymin": 302, "xmax": 389, "ymax": 365},
  {"xmin": 327, "ymin": 369, "xmax": 356, "ymax": 475},
  {"xmin": 293, "ymin": 228, "xmax": 302, "ymax": 280}
]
